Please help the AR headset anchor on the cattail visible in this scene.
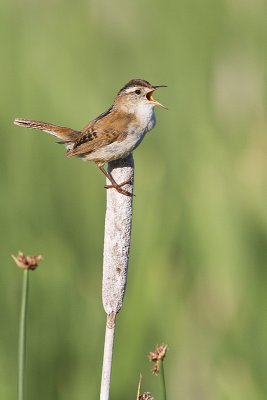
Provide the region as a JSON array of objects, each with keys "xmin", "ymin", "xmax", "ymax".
[{"xmin": 100, "ymin": 155, "xmax": 134, "ymax": 400}]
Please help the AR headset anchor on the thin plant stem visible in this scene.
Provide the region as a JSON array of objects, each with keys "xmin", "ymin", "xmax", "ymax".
[
  {"xmin": 160, "ymin": 360, "xmax": 167, "ymax": 400},
  {"xmin": 18, "ymin": 269, "xmax": 29, "ymax": 400},
  {"xmin": 100, "ymin": 314, "xmax": 116, "ymax": 400},
  {"xmin": 136, "ymin": 374, "xmax": 142, "ymax": 400}
]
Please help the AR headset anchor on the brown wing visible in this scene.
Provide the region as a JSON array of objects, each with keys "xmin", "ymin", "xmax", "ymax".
[{"xmin": 67, "ymin": 110, "xmax": 132, "ymax": 157}]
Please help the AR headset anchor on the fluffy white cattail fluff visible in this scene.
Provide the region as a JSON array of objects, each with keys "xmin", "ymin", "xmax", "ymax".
[{"xmin": 100, "ymin": 155, "xmax": 134, "ymax": 400}]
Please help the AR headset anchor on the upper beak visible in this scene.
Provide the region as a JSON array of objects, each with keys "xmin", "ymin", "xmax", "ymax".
[
  {"xmin": 152, "ymin": 85, "xmax": 168, "ymax": 89},
  {"xmin": 147, "ymin": 85, "xmax": 168, "ymax": 109}
]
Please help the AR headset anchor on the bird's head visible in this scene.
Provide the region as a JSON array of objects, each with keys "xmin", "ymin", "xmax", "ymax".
[{"xmin": 114, "ymin": 79, "xmax": 167, "ymax": 113}]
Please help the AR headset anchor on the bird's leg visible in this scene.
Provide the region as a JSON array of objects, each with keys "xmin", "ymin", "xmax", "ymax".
[{"xmin": 98, "ymin": 165, "xmax": 133, "ymax": 197}]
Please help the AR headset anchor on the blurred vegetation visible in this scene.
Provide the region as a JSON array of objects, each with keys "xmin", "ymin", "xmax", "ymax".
[{"xmin": 1, "ymin": 0, "xmax": 267, "ymax": 399}]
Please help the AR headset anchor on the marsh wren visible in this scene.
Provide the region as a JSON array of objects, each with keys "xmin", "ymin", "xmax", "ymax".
[{"xmin": 14, "ymin": 79, "xmax": 166, "ymax": 196}]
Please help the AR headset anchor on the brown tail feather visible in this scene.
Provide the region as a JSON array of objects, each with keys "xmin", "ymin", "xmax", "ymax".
[{"xmin": 14, "ymin": 118, "xmax": 81, "ymax": 141}]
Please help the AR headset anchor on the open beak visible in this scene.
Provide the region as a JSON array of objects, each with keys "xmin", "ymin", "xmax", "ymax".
[{"xmin": 146, "ymin": 85, "xmax": 167, "ymax": 109}]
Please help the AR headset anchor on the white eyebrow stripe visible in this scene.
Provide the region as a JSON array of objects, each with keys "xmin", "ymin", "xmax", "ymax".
[{"xmin": 124, "ymin": 86, "xmax": 140, "ymax": 93}]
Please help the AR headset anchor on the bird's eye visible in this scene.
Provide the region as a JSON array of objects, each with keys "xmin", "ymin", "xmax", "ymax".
[{"xmin": 135, "ymin": 89, "xmax": 141, "ymax": 95}]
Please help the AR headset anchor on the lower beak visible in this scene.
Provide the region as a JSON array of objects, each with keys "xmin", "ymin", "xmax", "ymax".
[
  {"xmin": 147, "ymin": 91, "xmax": 167, "ymax": 109},
  {"xmin": 147, "ymin": 85, "xmax": 167, "ymax": 109}
]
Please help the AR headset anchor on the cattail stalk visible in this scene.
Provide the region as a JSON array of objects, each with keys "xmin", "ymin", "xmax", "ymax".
[{"xmin": 100, "ymin": 155, "xmax": 134, "ymax": 400}]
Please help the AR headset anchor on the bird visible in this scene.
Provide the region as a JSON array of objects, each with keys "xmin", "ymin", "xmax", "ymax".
[{"xmin": 14, "ymin": 79, "xmax": 166, "ymax": 196}]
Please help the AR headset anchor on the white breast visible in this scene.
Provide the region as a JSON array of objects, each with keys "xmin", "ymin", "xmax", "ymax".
[{"xmin": 135, "ymin": 103, "xmax": 156, "ymax": 133}]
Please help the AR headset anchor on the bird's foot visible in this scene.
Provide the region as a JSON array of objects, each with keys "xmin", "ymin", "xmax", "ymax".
[{"xmin": 105, "ymin": 178, "xmax": 133, "ymax": 197}]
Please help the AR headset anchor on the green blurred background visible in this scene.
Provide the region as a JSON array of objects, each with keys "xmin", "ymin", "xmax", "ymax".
[{"xmin": 1, "ymin": 0, "xmax": 267, "ymax": 399}]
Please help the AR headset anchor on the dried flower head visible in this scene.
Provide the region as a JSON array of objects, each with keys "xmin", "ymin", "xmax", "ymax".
[
  {"xmin": 138, "ymin": 393, "xmax": 154, "ymax": 400},
  {"xmin": 12, "ymin": 251, "xmax": 43, "ymax": 270},
  {"xmin": 148, "ymin": 343, "xmax": 168, "ymax": 374}
]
